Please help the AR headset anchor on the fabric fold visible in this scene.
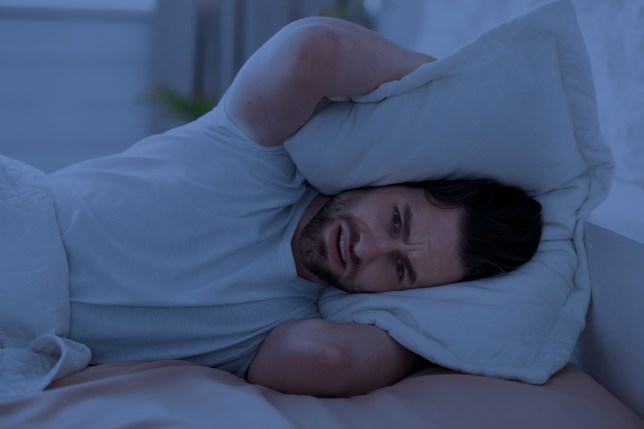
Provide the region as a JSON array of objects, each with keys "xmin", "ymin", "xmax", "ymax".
[{"xmin": 0, "ymin": 156, "xmax": 87, "ymax": 402}]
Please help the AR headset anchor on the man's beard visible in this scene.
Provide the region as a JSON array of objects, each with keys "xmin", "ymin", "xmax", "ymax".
[{"xmin": 298, "ymin": 189, "xmax": 366, "ymax": 291}]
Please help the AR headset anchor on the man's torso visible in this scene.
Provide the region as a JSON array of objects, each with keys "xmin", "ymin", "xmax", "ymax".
[{"xmin": 45, "ymin": 99, "xmax": 321, "ymax": 376}]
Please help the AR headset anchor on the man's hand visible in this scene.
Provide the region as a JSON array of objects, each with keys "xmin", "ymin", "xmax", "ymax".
[
  {"xmin": 226, "ymin": 17, "xmax": 435, "ymax": 147},
  {"xmin": 247, "ymin": 319, "xmax": 423, "ymax": 397}
]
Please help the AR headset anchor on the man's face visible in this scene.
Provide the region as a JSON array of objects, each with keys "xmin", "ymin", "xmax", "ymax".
[{"xmin": 293, "ymin": 186, "xmax": 465, "ymax": 292}]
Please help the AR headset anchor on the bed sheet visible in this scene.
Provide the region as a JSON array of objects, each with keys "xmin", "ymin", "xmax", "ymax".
[{"xmin": 1, "ymin": 361, "xmax": 642, "ymax": 429}]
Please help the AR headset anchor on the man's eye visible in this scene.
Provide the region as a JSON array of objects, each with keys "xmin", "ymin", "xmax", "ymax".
[
  {"xmin": 396, "ymin": 259, "xmax": 405, "ymax": 281},
  {"xmin": 392, "ymin": 210, "xmax": 402, "ymax": 230}
]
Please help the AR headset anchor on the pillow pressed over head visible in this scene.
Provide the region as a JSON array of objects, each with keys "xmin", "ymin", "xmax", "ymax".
[{"xmin": 284, "ymin": 0, "xmax": 614, "ymax": 383}]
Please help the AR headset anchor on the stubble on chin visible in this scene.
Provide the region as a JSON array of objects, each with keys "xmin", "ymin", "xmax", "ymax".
[
  {"xmin": 298, "ymin": 215, "xmax": 342, "ymax": 289},
  {"xmin": 297, "ymin": 190, "xmax": 368, "ymax": 291}
]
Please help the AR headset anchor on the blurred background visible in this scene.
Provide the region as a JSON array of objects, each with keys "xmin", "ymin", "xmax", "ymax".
[{"xmin": 0, "ymin": 0, "xmax": 642, "ymax": 189}]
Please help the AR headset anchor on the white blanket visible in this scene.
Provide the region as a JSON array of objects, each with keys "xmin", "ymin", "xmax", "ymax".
[{"xmin": 0, "ymin": 156, "xmax": 90, "ymax": 402}]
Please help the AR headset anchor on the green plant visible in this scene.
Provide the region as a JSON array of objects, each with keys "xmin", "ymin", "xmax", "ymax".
[{"xmin": 150, "ymin": 88, "xmax": 217, "ymax": 121}]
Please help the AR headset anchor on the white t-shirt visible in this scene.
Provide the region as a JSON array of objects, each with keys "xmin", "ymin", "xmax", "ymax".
[{"xmin": 46, "ymin": 96, "xmax": 322, "ymax": 377}]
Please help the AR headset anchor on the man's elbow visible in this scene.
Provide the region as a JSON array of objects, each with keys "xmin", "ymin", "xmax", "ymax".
[
  {"xmin": 247, "ymin": 319, "xmax": 357, "ymax": 397},
  {"xmin": 286, "ymin": 342, "xmax": 356, "ymax": 396},
  {"xmin": 280, "ymin": 18, "xmax": 341, "ymax": 87}
]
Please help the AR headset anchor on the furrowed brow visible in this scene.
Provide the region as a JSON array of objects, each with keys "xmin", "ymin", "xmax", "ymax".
[
  {"xmin": 403, "ymin": 204, "xmax": 417, "ymax": 285},
  {"xmin": 405, "ymin": 257, "xmax": 417, "ymax": 286},
  {"xmin": 403, "ymin": 203, "xmax": 411, "ymax": 241}
]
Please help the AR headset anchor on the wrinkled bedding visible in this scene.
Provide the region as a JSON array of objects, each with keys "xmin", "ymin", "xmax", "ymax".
[
  {"xmin": 0, "ymin": 156, "xmax": 90, "ymax": 402},
  {"xmin": 2, "ymin": 361, "xmax": 642, "ymax": 429}
]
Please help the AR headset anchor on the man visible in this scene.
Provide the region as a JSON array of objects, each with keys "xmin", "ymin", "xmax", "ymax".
[{"xmin": 46, "ymin": 17, "xmax": 541, "ymax": 397}]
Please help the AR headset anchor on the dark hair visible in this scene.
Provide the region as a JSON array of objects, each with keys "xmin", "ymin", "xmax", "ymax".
[{"xmin": 408, "ymin": 179, "xmax": 543, "ymax": 281}]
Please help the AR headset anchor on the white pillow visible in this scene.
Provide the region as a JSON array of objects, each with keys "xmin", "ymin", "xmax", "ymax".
[{"xmin": 284, "ymin": 0, "xmax": 613, "ymax": 383}]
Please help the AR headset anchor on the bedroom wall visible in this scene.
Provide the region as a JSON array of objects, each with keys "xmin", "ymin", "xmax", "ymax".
[
  {"xmin": 0, "ymin": 0, "xmax": 156, "ymax": 173},
  {"xmin": 0, "ymin": 0, "xmax": 345, "ymax": 172}
]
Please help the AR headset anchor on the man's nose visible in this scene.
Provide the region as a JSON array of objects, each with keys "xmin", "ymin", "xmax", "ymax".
[{"xmin": 353, "ymin": 233, "xmax": 398, "ymax": 263}]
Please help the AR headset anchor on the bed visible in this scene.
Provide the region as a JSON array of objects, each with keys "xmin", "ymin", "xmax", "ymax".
[
  {"xmin": 0, "ymin": 361, "xmax": 640, "ymax": 429},
  {"xmin": 1, "ymin": 1, "xmax": 643, "ymax": 427}
]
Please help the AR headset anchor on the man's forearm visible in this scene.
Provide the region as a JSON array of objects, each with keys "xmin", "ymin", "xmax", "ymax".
[{"xmin": 247, "ymin": 319, "xmax": 423, "ymax": 397}]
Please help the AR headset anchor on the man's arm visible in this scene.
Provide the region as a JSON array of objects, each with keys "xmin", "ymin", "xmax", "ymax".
[
  {"xmin": 236, "ymin": 19, "xmax": 431, "ymax": 396},
  {"xmin": 247, "ymin": 319, "xmax": 424, "ymax": 397},
  {"xmin": 226, "ymin": 17, "xmax": 435, "ymax": 147}
]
